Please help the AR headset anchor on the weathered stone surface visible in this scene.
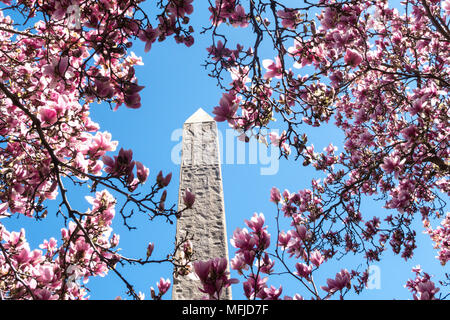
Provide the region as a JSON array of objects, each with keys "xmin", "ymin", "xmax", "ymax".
[{"xmin": 172, "ymin": 108, "xmax": 231, "ymax": 300}]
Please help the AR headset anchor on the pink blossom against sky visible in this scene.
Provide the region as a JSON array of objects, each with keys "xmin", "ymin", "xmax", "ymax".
[{"xmin": 1, "ymin": 0, "xmax": 447, "ymax": 300}]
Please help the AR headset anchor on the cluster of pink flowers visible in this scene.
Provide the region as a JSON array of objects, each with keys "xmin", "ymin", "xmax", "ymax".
[
  {"xmin": 230, "ymin": 213, "xmax": 281, "ymax": 299},
  {"xmin": 168, "ymin": 0, "xmax": 194, "ymax": 18},
  {"xmin": 271, "ymin": 188, "xmax": 344, "ymax": 295},
  {"xmin": 205, "ymin": 0, "xmax": 449, "ymax": 300},
  {"xmin": 321, "ymin": 269, "xmax": 352, "ymax": 295},
  {"xmin": 405, "ymin": 266, "xmax": 441, "ymax": 300},
  {"xmin": 212, "ymin": 92, "xmax": 239, "ymax": 124},
  {"xmin": 0, "ymin": 190, "xmax": 120, "ymax": 299},
  {"xmin": 206, "ymin": 40, "xmax": 249, "ymax": 68},
  {"xmin": 0, "ymin": 0, "xmax": 448, "ymax": 300},
  {"xmin": 423, "ymin": 212, "xmax": 450, "ymax": 266},
  {"xmin": 230, "ymin": 213, "xmax": 271, "ymax": 272},
  {"xmin": 140, "ymin": 0, "xmax": 196, "ymax": 47},
  {"xmin": 262, "ymin": 56, "xmax": 284, "ymax": 80},
  {"xmin": 230, "ymin": 209, "xmax": 363, "ymax": 299},
  {"xmin": 193, "ymin": 257, "xmax": 238, "ymax": 299},
  {"xmin": 102, "ymin": 148, "xmax": 150, "ymax": 191},
  {"xmin": 209, "ymin": 1, "xmax": 248, "ymax": 27},
  {"xmin": 277, "ymin": 9, "xmax": 301, "ymax": 30},
  {"xmin": 0, "ymin": 0, "xmax": 198, "ymax": 300},
  {"xmin": 269, "ymin": 131, "xmax": 291, "ymax": 156},
  {"xmin": 150, "ymin": 278, "xmax": 171, "ymax": 300},
  {"xmin": 182, "ymin": 188, "xmax": 196, "ymax": 209}
]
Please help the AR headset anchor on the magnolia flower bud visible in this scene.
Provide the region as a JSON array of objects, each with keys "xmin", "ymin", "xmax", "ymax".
[
  {"xmin": 310, "ymin": 20, "xmax": 316, "ymax": 36},
  {"xmin": 270, "ymin": 187, "xmax": 281, "ymax": 203},
  {"xmin": 157, "ymin": 171, "xmax": 172, "ymax": 187},
  {"xmin": 147, "ymin": 242, "xmax": 154, "ymax": 258},
  {"xmin": 182, "ymin": 188, "xmax": 195, "ymax": 208},
  {"xmin": 157, "ymin": 278, "xmax": 171, "ymax": 295},
  {"xmin": 136, "ymin": 161, "xmax": 149, "ymax": 183},
  {"xmin": 183, "ymin": 240, "xmax": 193, "ymax": 257},
  {"xmin": 150, "ymin": 287, "xmax": 156, "ymax": 299},
  {"xmin": 160, "ymin": 190, "xmax": 167, "ymax": 202}
]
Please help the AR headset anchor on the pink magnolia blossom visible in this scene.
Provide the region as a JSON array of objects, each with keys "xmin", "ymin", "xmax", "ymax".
[
  {"xmin": 110, "ymin": 234, "xmax": 120, "ymax": 247},
  {"xmin": 263, "ymin": 285, "xmax": 283, "ymax": 300},
  {"xmin": 277, "ymin": 231, "xmax": 291, "ymax": 248},
  {"xmin": 139, "ymin": 26, "xmax": 160, "ymax": 52},
  {"xmin": 182, "ymin": 188, "xmax": 196, "ymax": 208},
  {"xmin": 277, "ymin": 9, "xmax": 299, "ymax": 29},
  {"xmin": 43, "ymin": 56, "xmax": 70, "ymax": 79},
  {"xmin": 414, "ymin": 281, "xmax": 440, "ymax": 300},
  {"xmin": 157, "ymin": 278, "xmax": 171, "ymax": 295},
  {"xmin": 229, "ymin": 66, "xmax": 251, "ymax": 87},
  {"xmin": 39, "ymin": 108, "xmax": 58, "ymax": 125},
  {"xmin": 209, "ymin": 0, "xmax": 237, "ymax": 26},
  {"xmin": 321, "ymin": 269, "xmax": 352, "ymax": 294},
  {"xmin": 87, "ymin": 131, "xmax": 118, "ymax": 159},
  {"xmin": 270, "ymin": 187, "xmax": 281, "ymax": 203},
  {"xmin": 39, "ymin": 237, "xmax": 58, "ymax": 254},
  {"xmin": 168, "ymin": 0, "xmax": 194, "ymax": 18},
  {"xmin": 150, "ymin": 278, "xmax": 171, "ymax": 300},
  {"xmin": 230, "ymin": 5, "xmax": 248, "ymax": 28},
  {"xmin": 245, "ymin": 212, "xmax": 265, "ymax": 233},
  {"xmin": 405, "ymin": 267, "xmax": 441, "ymax": 300},
  {"xmin": 230, "ymin": 254, "xmax": 248, "ymax": 275},
  {"xmin": 243, "ymin": 274, "xmax": 268, "ymax": 299},
  {"xmin": 212, "ymin": 92, "xmax": 238, "ymax": 122},
  {"xmin": 344, "ymin": 49, "xmax": 363, "ymax": 68},
  {"xmin": 193, "ymin": 258, "xmax": 238, "ymax": 299},
  {"xmin": 146, "ymin": 242, "xmax": 154, "ymax": 258},
  {"xmin": 207, "ymin": 40, "xmax": 231, "ymax": 61},
  {"xmin": 156, "ymin": 171, "xmax": 172, "ymax": 187},
  {"xmin": 257, "ymin": 253, "xmax": 275, "ymax": 274},
  {"xmin": 95, "ymin": 77, "xmax": 114, "ymax": 98},
  {"xmin": 309, "ymin": 250, "xmax": 325, "ymax": 267},
  {"xmin": 230, "ymin": 227, "xmax": 256, "ymax": 252},
  {"xmin": 443, "ymin": 0, "xmax": 450, "ymax": 15},
  {"xmin": 380, "ymin": 155, "xmax": 404, "ymax": 175},
  {"xmin": 295, "ymin": 263, "xmax": 312, "ymax": 278},
  {"xmin": 103, "ymin": 148, "xmax": 134, "ymax": 176},
  {"xmin": 135, "ymin": 161, "xmax": 149, "ymax": 183},
  {"xmin": 123, "ymin": 82, "xmax": 145, "ymax": 109},
  {"xmin": 183, "ymin": 35, "xmax": 194, "ymax": 47},
  {"xmin": 262, "ymin": 56, "xmax": 283, "ymax": 79},
  {"xmin": 401, "ymin": 125, "xmax": 418, "ymax": 142},
  {"xmin": 0, "ymin": 202, "xmax": 8, "ymax": 217}
]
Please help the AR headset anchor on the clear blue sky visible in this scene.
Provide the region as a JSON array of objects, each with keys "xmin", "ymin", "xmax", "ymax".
[{"xmin": 3, "ymin": 0, "xmax": 447, "ymax": 300}]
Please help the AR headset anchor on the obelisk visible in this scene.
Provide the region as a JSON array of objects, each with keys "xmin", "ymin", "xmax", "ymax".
[{"xmin": 172, "ymin": 108, "xmax": 232, "ymax": 300}]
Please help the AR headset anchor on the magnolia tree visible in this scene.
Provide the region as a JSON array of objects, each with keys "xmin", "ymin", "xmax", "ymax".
[
  {"xmin": 209, "ymin": 0, "xmax": 449, "ymax": 300},
  {"xmin": 0, "ymin": 0, "xmax": 448, "ymax": 300},
  {"xmin": 0, "ymin": 0, "xmax": 197, "ymax": 300}
]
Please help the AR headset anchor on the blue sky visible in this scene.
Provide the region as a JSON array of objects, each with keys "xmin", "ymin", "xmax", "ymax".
[{"xmin": 2, "ymin": 0, "xmax": 448, "ymax": 300}]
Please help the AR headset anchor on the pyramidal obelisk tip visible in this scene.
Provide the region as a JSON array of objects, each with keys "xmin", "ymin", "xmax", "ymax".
[{"xmin": 184, "ymin": 108, "xmax": 214, "ymax": 123}]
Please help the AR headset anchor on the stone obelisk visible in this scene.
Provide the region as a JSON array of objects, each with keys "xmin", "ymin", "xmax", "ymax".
[{"xmin": 172, "ymin": 108, "xmax": 231, "ymax": 300}]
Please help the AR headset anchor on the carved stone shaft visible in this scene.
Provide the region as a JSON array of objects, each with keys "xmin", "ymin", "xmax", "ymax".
[{"xmin": 172, "ymin": 108, "xmax": 231, "ymax": 300}]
